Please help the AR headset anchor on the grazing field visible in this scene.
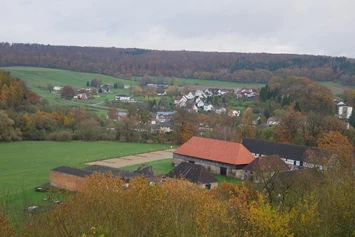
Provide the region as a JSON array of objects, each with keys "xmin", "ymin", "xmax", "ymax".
[
  {"xmin": 0, "ymin": 141, "xmax": 170, "ymax": 195},
  {"xmin": 0, "ymin": 66, "xmax": 137, "ymax": 109}
]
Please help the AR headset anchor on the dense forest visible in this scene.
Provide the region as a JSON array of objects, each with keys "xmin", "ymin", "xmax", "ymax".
[{"xmin": 2, "ymin": 43, "xmax": 355, "ymax": 84}]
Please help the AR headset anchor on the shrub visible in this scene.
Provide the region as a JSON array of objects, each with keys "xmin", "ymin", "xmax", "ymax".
[{"xmin": 47, "ymin": 131, "xmax": 72, "ymax": 141}]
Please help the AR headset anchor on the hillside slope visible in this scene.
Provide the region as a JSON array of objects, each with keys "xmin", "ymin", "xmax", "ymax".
[{"xmin": 1, "ymin": 43, "xmax": 355, "ymax": 83}]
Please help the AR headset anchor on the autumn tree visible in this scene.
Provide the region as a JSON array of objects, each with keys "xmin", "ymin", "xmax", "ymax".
[
  {"xmin": 60, "ymin": 86, "xmax": 76, "ymax": 99},
  {"xmin": 275, "ymin": 110, "xmax": 304, "ymax": 144},
  {"xmin": 166, "ymin": 85, "xmax": 179, "ymax": 97},
  {"xmin": 236, "ymin": 107, "xmax": 256, "ymax": 139},
  {"xmin": 90, "ymin": 78, "xmax": 102, "ymax": 87},
  {"xmin": 0, "ymin": 110, "xmax": 21, "ymax": 141},
  {"xmin": 46, "ymin": 84, "xmax": 54, "ymax": 93},
  {"xmin": 171, "ymin": 108, "xmax": 198, "ymax": 144},
  {"xmin": 317, "ymin": 131, "xmax": 354, "ymax": 169},
  {"xmin": 77, "ymin": 118, "xmax": 101, "ymax": 141},
  {"xmin": 349, "ymin": 108, "xmax": 355, "ymax": 128},
  {"xmin": 107, "ymin": 106, "xmax": 118, "ymax": 120}
]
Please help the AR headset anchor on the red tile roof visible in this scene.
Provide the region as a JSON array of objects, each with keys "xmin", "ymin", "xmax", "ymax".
[{"xmin": 174, "ymin": 136, "xmax": 255, "ymax": 165}]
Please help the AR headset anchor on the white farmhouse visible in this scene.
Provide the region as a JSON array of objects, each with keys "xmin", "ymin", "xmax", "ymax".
[
  {"xmin": 115, "ymin": 94, "xmax": 133, "ymax": 101},
  {"xmin": 338, "ymin": 106, "xmax": 353, "ymax": 119}
]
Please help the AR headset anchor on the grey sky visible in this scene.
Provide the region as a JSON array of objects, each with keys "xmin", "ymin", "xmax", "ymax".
[{"xmin": 1, "ymin": 0, "xmax": 355, "ymax": 57}]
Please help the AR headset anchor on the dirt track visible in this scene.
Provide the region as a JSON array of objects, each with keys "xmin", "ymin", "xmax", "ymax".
[{"xmin": 86, "ymin": 149, "xmax": 176, "ymax": 168}]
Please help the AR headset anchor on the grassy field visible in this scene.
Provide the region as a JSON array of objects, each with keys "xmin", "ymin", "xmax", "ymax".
[
  {"xmin": 0, "ymin": 66, "xmax": 137, "ymax": 110},
  {"xmin": 175, "ymin": 77, "xmax": 266, "ymax": 88},
  {"xmin": 0, "ymin": 141, "xmax": 170, "ymax": 195},
  {"xmin": 121, "ymin": 158, "xmax": 174, "ymax": 175}
]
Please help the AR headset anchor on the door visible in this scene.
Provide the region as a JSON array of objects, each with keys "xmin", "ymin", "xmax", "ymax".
[{"xmin": 220, "ymin": 167, "xmax": 227, "ymax": 176}]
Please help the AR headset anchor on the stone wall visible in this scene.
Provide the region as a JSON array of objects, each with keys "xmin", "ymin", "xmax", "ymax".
[
  {"xmin": 173, "ymin": 154, "xmax": 243, "ymax": 178},
  {"xmin": 50, "ymin": 171, "xmax": 85, "ymax": 192}
]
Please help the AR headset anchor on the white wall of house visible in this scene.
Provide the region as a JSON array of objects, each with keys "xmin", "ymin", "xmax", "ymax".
[{"xmin": 338, "ymin": 106, "xmax": 353, "ymax": 119}]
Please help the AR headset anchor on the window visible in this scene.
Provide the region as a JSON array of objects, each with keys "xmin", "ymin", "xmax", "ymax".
[
  {"xmin": 205, "ymin": 184, "xmax": 211, "ymax": 190},
  {"xmin": 300, "ymin": 161, "xmax": 303, "ymax": 166},
  {"xmin": 294, "ymin": 160, "xmax": 297, "ymax": 165}
]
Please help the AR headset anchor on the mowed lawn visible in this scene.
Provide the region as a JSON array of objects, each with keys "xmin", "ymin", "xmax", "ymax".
[
  {"xmin": 0, "ymin": 141, "xmax": 170, "ymax": 195},
  {"xmin": 121, "ymin": 159, "xmax": 174, "ymax": 175}
]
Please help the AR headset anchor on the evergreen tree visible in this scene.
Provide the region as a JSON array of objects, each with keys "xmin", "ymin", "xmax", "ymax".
[
  {"xmin": 294, "ymin": 101, "xmax": 301, "ymax": 112},
  {"xmin": 86, "ymin": 81, "xmax": 89, "ymax": 87},
  {"xmin": 259, "ymin": 86, "xmax": 268, "ymax": 101},
  {"xmin": 349, "ymin": 109, "xmax": 355, "ymax": 128},
  {"xmin": 114, "ymin": 82, "xmax": 118, "ymax": 89}
]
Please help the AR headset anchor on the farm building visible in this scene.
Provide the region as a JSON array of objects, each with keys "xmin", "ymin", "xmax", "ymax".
[
  {"xmin": 240, "ymin": 137, "xmax": 322, "ymax": 169},
  {"xmin": 242, "ymin": 155, "xmax": 290, "ymax": 181},
  {"xmin": 50, "ymin": 165, "xmax": 154, "ymax": 191},
  {"xmin": 50, "ymin": 166, "xmax": 91, "ymax": 191},
  {"xmin": 165, "ymin": 162, "xmax": 218, "ymax": 189},
  {"xmin": 173, "ymin": 137, "xmax": 255, "ymax": 178}
]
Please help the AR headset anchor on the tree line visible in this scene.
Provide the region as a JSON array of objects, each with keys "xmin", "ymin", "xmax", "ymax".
[{"xmin": 1, "ymin": 43, "xmax": 355, "ymax": 84}]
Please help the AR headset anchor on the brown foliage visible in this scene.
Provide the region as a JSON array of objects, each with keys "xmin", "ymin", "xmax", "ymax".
[{"xmin": 0, "ymin": 213, "xmax": 16, "ymax": 237}]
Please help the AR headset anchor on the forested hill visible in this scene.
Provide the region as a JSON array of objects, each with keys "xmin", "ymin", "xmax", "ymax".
[{"xmin": 1, "ymin": 42, "xmax": 355, "ymax": 84}]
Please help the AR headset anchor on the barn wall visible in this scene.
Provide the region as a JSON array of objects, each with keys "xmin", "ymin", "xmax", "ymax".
[
  {"xmin": 50, "ymin": 171, "xmax": 85, "ymax": 192},
  {"xmin": 173, "ymin": 154, "xmax": 243, "ymax": 178}
]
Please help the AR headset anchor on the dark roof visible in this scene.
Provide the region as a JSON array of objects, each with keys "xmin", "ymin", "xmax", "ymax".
[
  {"xmin": 243, "ymin": 155, "xmax": 290, "ymax": 172},
  {"xmin": 166, "ymin": 162, "xmax": 218, "ymax": 184},
  {"xmin": 51, "ymin": 166, "xmax": 92, "ymax": 178},
  {"xmin": 134, "ymin": 165, "xmax": 154, "ymax": 176},
  {"xmin": 84, "ymin": 165, "xmax": 148, "ymax": 179},
  {"xmin": 241, "ymin": 137, "xmax": 321, "ymax": 162},
  {"xmin": 274, "ymin": 168, "xmax": 322, "ymax": 187}
]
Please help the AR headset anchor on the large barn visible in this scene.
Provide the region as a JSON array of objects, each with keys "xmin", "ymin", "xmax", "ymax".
[{"xmin": 173, "ymin": 137, "xmax": 255, "ymax": 178}]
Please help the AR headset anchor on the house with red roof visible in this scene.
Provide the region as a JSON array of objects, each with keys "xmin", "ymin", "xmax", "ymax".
[{"xmin": 173, "ymin": 137, "xmax": 255, "ymax": 178}]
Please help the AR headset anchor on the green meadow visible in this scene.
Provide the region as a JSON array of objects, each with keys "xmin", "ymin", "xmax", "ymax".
[{"xmin": 0, "ymin": 141, "xmax": 170, "ymax": 195}]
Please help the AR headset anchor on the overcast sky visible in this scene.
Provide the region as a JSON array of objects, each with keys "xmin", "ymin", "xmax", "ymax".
[{"xmin": 1, "ymin": 0, "xmax": 355, "ymax": 57}]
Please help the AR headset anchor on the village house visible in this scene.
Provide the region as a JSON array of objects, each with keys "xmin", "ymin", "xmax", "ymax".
[
  {"xmin": 242, "ymin": 155, "xmax": 290, "ymax": 182},
  {"xmin": 173, "ymin": 137, "xmax": 255, "ymax": 178},
  {"xmin": 75, "ymin": 93, "xmax": 87, "ymax": 100},
  {"xmin": 123, "ymin": 85, "xmax": 131, "ymax": 89},
  {"xmin": 165, "ymin": 162, "xmax": 218, "ymax": 189},
  {"xmin": 203, "ymin": 104, "xmax": 214, "ymax": 112},
  {"xmin": 159, "ymin": 121, "xmax": 173, "ymax": 133},
  {"xmin": 240, "ymin": 137, "xmax": 322, "ymax": 169},
  {"xmin": 214, "ymin": 106, "xmax": 226, "ymax": 114},
  {"xmin": 155, "ymin": 111, "xmax": 176, "ymax": 123},
  {"xmin": 338, "ymin": 104, "xmax": 353, "ymax": 119},
  {"xmin": 53, "ymin": 86, "xmax": 63, "ymax": 91},
  {"xmin": 115, "ymin": 94, "xmax": 133, "ymax": 101},
  {"xmin": 106, "ymin": 112, "xmax": 128, "ymax": 121},
  {"xmin": 100, "ymin": 84, "xmax": 111, "ymax": 93},
  {"xmin": 228, "ymin": 109, "xmax": 241, "ymax": 117},
  {"xmin": 266, "ymin": 117, "xmax": 280, "ymax": 126}
]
